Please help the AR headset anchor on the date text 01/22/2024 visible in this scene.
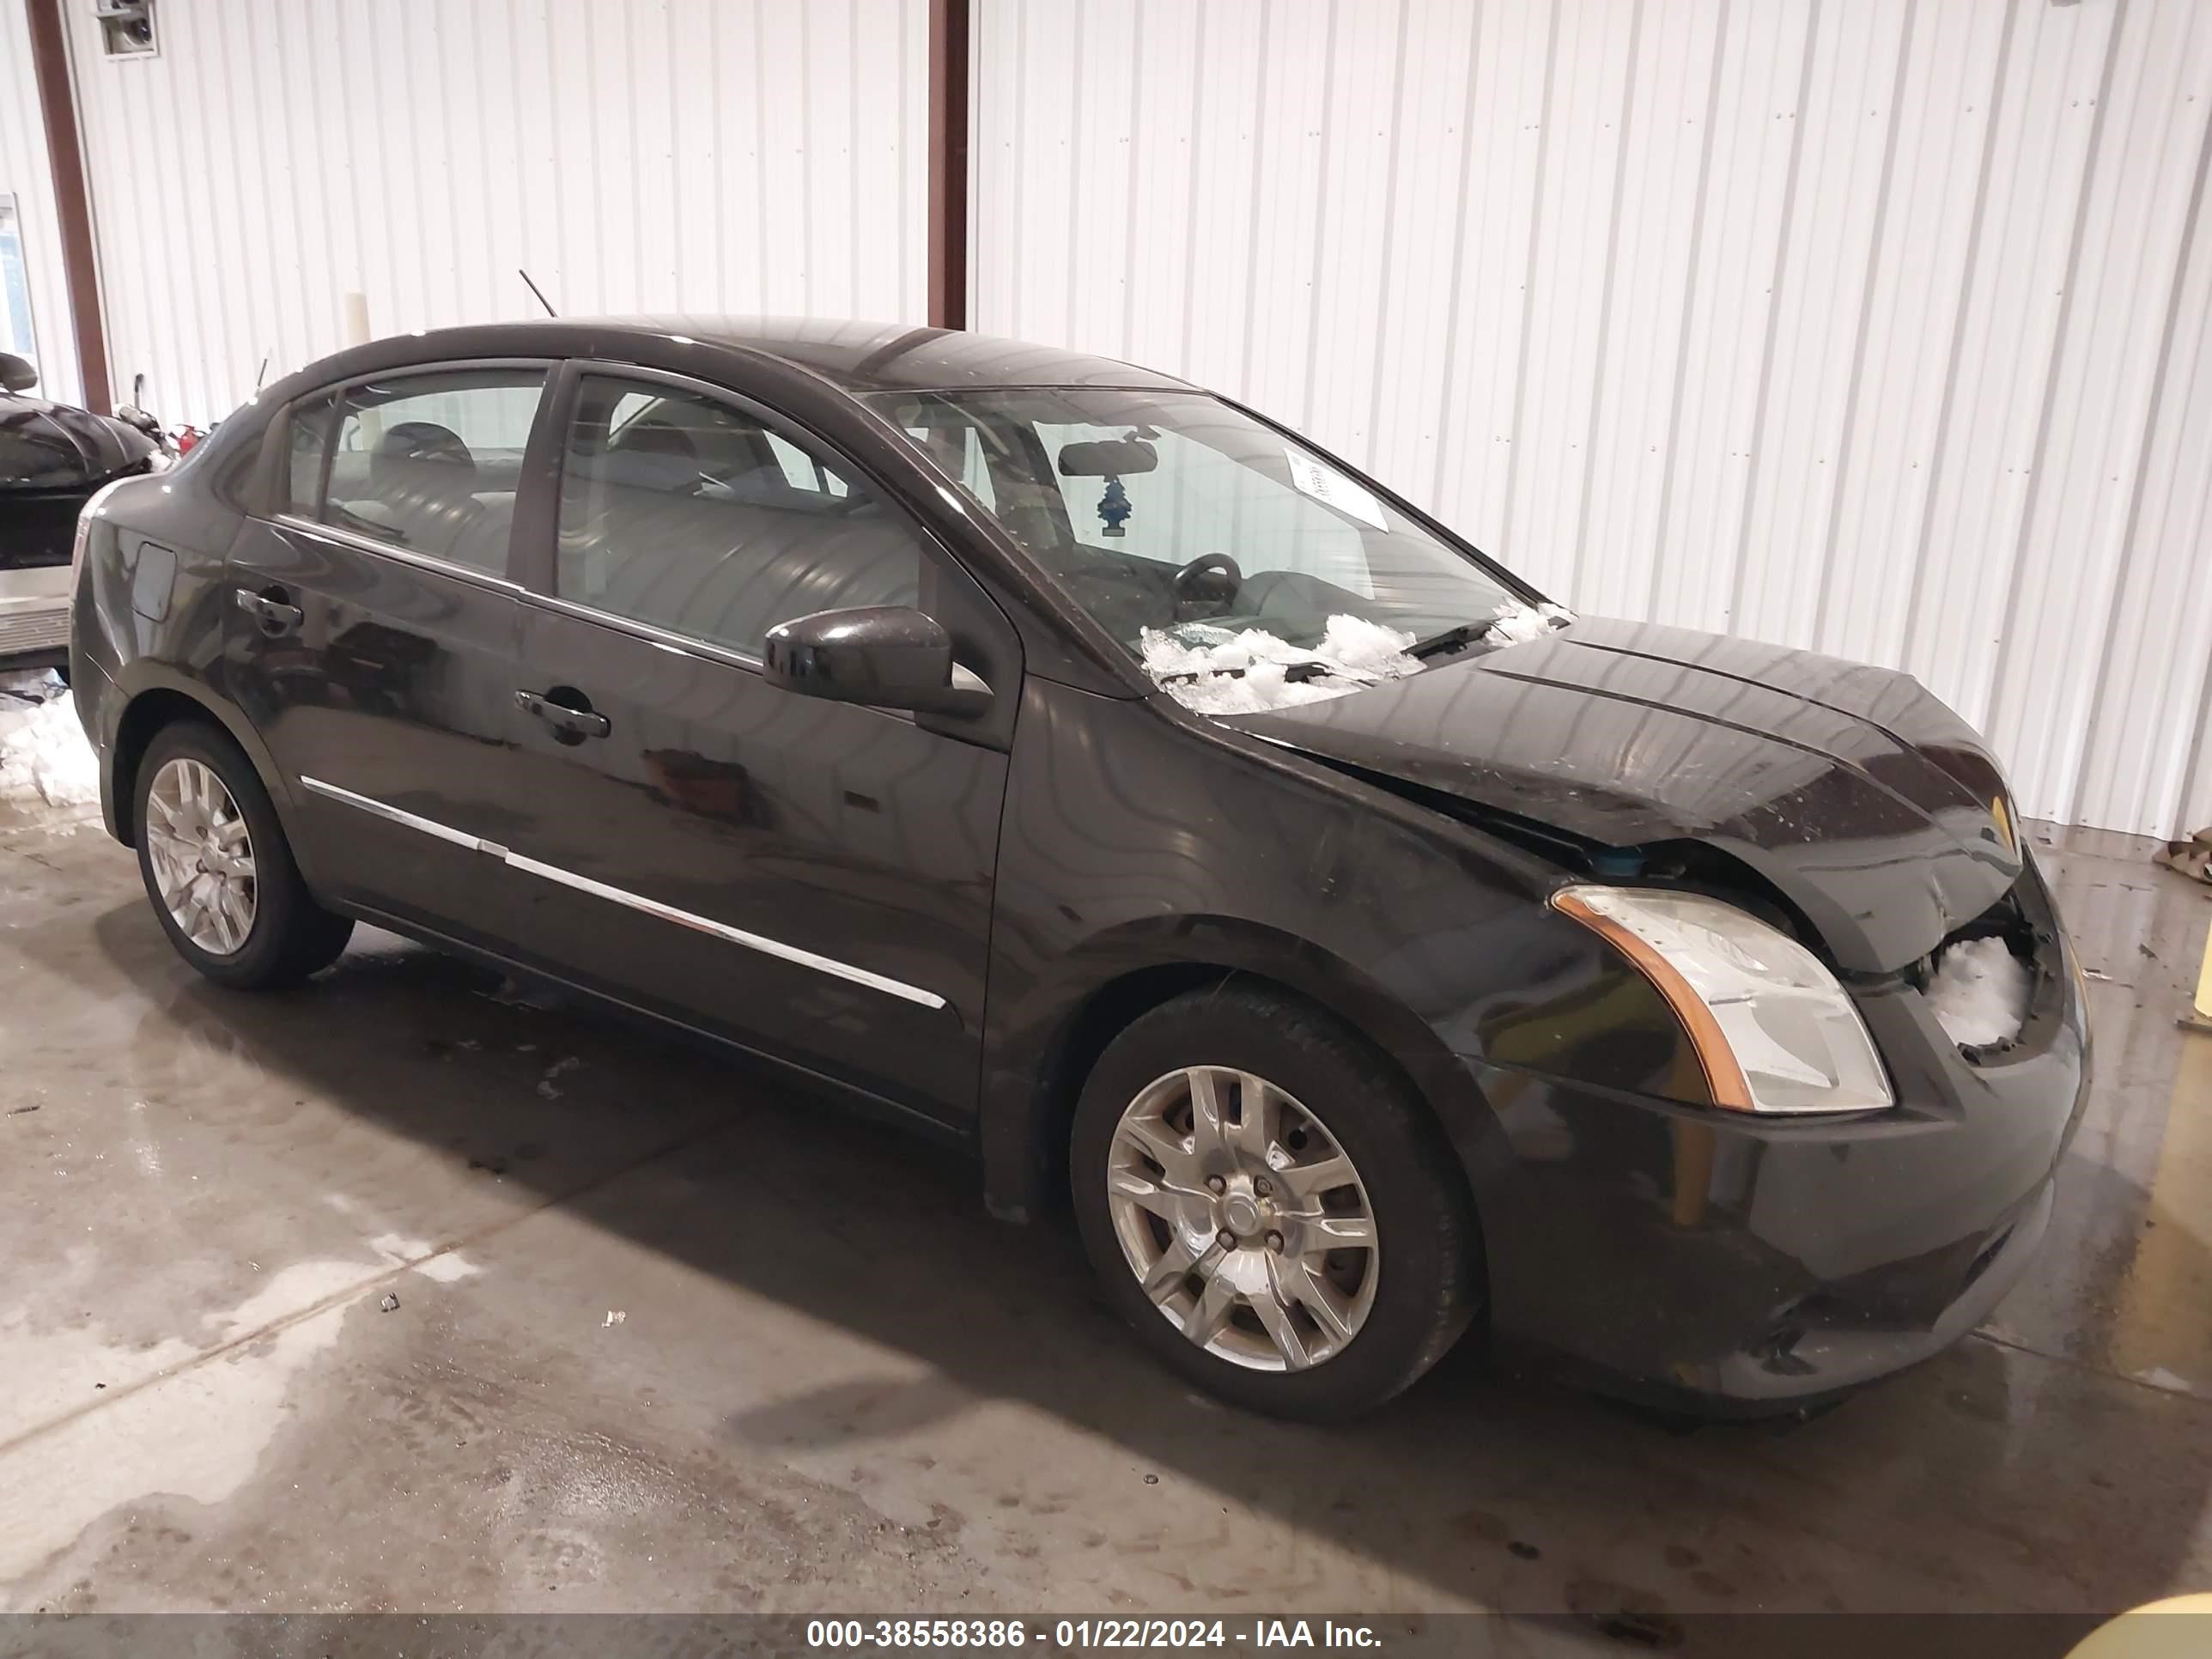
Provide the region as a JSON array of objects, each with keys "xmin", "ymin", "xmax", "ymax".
[{"xmin": 803, "ymin": 1619, "xmax": 1387, "ymax": 1650}]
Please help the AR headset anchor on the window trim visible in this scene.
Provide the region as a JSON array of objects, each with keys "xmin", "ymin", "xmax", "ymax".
[
  {"xmin": 271, "ymin": 509, "xmax": 528, "ymax": 597},
  {"xmin": 518, "ymin": 585, "xmax": 771, "ymax": 674},
  {"xmin": 521, "ymin": 358, "xmax": 961, "ymax": 666}
]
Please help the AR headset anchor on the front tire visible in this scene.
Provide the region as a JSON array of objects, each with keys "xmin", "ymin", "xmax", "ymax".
[
  {"xmin": 135, "ymin": 720, "xmax": 353, "ymax": 988},
  {"xmin": 1071, "ymin": 983, "xmax": 1480, "ymax": 1420}
]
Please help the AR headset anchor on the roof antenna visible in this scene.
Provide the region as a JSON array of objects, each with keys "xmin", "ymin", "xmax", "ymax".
[
  {"xmin": 253, "ymin": 355, "xmax": 270, "ymax": 393},
  {"xmin": 519, "ymin": 268, "xmax": 559, "ymax": 319}
]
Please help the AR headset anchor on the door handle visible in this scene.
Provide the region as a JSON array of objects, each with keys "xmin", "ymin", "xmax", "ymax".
[
  {"xmin": 234, "ymin": 586, "xmax": 303, "ymax": 635},
  {"xmin": 516, "ymin": 689, "xmax": 612, "ymax": 741}
]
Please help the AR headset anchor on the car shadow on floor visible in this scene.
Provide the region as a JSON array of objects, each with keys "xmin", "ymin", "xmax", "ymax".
[{"xmin": 34, "ymin": 892, "xmax": 2212, "ymax": 1619}]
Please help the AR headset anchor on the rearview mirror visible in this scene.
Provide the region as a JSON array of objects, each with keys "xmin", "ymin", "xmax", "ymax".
[
  {"xmin": 763, "ymin": 605, "xmax": 991, "ymax": 714},
  {"xmin": 1057, "ymin": 438, "xmax": 1157, "ymax": 477},
  {"xmin": 0, "ymin": 352, "xmax": 36, "ymax": 393}
]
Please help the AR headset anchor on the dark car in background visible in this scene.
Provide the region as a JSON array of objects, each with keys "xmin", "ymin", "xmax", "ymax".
[
  {"xmin": 1, "ymin": 356, "xmax": 161, "ymax": 677},
  {"xmin": 1, "ymin": 350, "xmax": 161, "ymax": 673},
  {"xmin": 67, "ymin": 318, "xmax": 2088, "ymax": 1421}
]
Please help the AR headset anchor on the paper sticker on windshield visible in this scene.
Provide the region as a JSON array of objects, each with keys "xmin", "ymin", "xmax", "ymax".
[{"xmin": 1283, "ymin": 448, "xmax": 1389, "ymax": 531}]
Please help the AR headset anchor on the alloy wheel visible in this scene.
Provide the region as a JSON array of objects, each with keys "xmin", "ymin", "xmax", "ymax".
[
  {"xmin": 144, "ymin": 757, "xmax": 258, "ymax": 956},
  {"xmin": 1104, "ymin": 1066, "xmax": 1379, "ymax": 1371}
]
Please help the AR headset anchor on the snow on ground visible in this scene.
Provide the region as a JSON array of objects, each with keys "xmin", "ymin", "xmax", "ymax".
[
  {"xmin": 1927, "ymin": 935, "xmax": 2032, "ymax": 1048},
  {"xmin": 0, "ymin": 671, "xmax": 100, "ymax": 810},
  {"xmin": 1139, "ymin": 615, "xmax": 1422, "ymax": 716}
]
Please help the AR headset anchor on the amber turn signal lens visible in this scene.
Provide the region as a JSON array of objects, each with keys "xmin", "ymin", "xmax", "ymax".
[{"xmin": 1552, "ymin": 888, "xmax": 1756, "ymax": 1113}]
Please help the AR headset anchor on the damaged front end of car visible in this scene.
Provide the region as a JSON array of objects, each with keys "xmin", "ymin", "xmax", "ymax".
[{"xmin": 1212, "ymin": 612, "xmax": 2093, "ymax": 1411}]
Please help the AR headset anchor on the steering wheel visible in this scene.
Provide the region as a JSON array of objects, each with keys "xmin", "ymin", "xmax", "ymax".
[{"xmin": 1171, "ymin": 552, "xmax": 1243, "ymax": 613}]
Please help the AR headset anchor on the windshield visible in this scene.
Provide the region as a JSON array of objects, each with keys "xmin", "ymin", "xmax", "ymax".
[{"xmin": 868, "ymin": 389, "xmax": 1547, "ymax": 709}]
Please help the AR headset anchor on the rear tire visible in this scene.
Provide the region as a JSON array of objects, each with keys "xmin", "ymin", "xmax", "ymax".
[
  {"xmin": 1071, "ymin": 983, "xmax": 1480, "ymax": 1421},
  {"xmin": 134, "ymin": 720, "xmax": 353, "ymax": 989}
]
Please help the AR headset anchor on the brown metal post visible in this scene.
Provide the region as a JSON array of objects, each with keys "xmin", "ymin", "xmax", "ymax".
[
  {"xmin": 926, "ymin": 0, "xmax": 970, "ymax": 331},
  {"xmin": 23, "ymin": 0, "xmax": 109, "ymax": 413}
]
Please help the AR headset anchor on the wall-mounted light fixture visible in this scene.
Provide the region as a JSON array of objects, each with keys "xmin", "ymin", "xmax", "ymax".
[{"xmin": 92, "ymin": 0, "xmax": 157, "ymax": 60}]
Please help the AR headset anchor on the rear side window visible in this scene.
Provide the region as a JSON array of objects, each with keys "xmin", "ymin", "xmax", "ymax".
[
  {"xmin": 302, "ymin": 368, "xmax": 545, "ymax": 576},
  {"xmin": 554, "ymin": 374, "xmax": 922, "ymax": 655}
]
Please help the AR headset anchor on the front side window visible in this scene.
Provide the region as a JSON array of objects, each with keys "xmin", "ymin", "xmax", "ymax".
[
  {"xmin": 554, "ymin": 374, "xmax": 921, "ymax": 656},
  {"xmin": 870, "ymin": 388, "xmax": 1523, "ymax": 662},
  {"xmin": 309, "ymin": 368, "xmax": 546, "ymax": 575},
  {"xmin": 903, "ymin": 422, "xmax": 998, "ymax": 511}
]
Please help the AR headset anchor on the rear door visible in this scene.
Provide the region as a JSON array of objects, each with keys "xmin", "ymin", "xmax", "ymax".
[
  {"xmin": 493, "ymin": 365, "xmax": 1018, "ymax": 1128},
  {"xmin": 224, "ymin": 364, "xmax": 550, "ymax": 950}
]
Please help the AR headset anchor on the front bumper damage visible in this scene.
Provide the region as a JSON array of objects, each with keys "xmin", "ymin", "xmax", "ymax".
[{"xmin": 1461, "ymin": 858, "xmax": 2091, "ymax": 1415}]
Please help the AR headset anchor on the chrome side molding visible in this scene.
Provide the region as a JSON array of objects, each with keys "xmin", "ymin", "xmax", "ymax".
[
  {"xmin": 299, "ymin": 775, "xmax": 498, "ymax": 854},
  {"xmin": 297, "ymin": 775, "xmax": 947, "ymax": 1011}
]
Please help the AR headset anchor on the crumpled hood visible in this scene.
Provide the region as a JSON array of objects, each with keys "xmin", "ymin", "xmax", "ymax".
[{"xmin": 1230, "ymin": 615, "xmax": 2021, "ymax": 974}]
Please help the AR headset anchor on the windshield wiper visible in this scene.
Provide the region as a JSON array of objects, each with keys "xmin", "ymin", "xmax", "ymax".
[{"xmin": 1407, "ymin": 622, "xmax": 1486, "ymax": 659}]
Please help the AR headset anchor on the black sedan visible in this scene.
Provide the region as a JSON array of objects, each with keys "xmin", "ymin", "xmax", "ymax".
[
  {"xmin": 68, "ymin": 318, "xmax": 2088, "ymax": 1420},
  {"xmin": 2, "ymin": 349, "xmax": 160, "ymax": 672}
]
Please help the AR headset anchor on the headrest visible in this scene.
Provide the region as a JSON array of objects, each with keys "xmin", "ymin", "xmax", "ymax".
[
  {"xmin": 373, "ymin": 421, "xmax": 477, "ymax": 483},
  {"xmin": 609, "ymin": 417, "xmax": 699, "ymax": 461}
]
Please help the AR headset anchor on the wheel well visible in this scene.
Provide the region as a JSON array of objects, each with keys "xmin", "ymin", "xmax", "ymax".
[
  {"xmin": 1030, "ymin": 962, "xmax": 1485, "ymax": 1263},
  {"xmin": 110, "ymin": 690, "xmax": 220, "ymax": 847},
  {"xmin": 1031, "ymin": 963, "xmax": 1237, "ymax": 1211}
]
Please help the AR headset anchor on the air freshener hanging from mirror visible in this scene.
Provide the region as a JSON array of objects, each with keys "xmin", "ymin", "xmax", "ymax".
[{"xmin": 1098, "ymin": 477, "xmax": 1131, "ymax": 538}]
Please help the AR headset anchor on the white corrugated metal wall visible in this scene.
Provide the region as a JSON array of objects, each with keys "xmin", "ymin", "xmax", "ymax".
[
  {"xmin": 972, "ymin": 0, "xmax": 2212, "ymax": 841},
  {"xmin": 0, "ymin": 3, "xmax": 82, "ymax": 406},
  {"xmin": 58, "ymin": 0, "xmax": 930, "ymax": 432}
]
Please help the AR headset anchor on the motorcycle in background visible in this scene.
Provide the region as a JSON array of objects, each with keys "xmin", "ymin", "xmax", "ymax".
[{"xmin": 112, "ymin": 373, "xmax": 179, "ymax": 468}]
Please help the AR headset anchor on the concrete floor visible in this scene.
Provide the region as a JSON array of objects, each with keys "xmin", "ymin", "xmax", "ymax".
[{"xmin": 3, "ymin": 790, "xmax": 2209, "ymax": 1622}]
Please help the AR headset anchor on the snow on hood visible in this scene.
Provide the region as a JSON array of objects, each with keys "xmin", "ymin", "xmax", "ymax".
[
  {"xmin": 0, "ymin": 672, "xmax": 100, "ymax": 809},
  {"xmin": 1139, "ymin": 615, "xmax": 1422, "ymax": 715},
  {"xmin": 1927, "ymin": 935, "xmax": 2031, "ymax": 1048},
  {"xmin": 1486, "ymin": 599, "xmax": 1578, "ymax": 644}
]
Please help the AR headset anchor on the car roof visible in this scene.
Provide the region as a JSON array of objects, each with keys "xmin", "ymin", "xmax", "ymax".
[{"xmin": 466, "ymin": 316, "xmax": 1198, "ymax": 396}]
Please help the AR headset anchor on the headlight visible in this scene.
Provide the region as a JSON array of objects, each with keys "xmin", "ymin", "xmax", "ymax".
[{"xmin": 1552, "ymin": 884, "xmax": 1893, "ymax": 1115}]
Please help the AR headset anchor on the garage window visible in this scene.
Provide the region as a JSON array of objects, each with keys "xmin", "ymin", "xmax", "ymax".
[
  {"xmin": 309, "ymin": 368, "xmax": 546, "ymax": 576},
  {"xmin": 554, "ymin": 375, "xmax": 921, "ymax": 657}
]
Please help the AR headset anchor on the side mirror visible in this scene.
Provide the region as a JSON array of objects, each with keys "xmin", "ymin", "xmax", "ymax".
[
  {"xmin": 763, "ymin": 605, "xmax": 991, "ymax": 714},
  {"xmin": 0, "ymin": 352, "xmax": 37, "ymax": 393}
]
